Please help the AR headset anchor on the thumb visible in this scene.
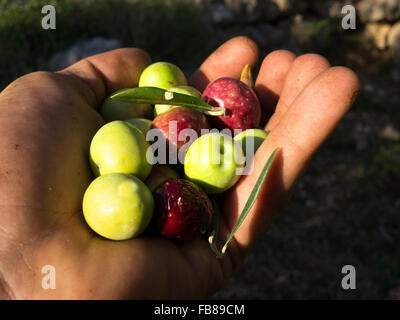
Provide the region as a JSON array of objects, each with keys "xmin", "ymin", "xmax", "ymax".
[{"xmin": 58, "ymin": 48, "xmax": 152, "ymax": 108}]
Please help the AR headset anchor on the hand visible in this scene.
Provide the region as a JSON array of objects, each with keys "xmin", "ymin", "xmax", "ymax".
[{"xmin": 0, "ymin": 37, "xmax": 360, "ymax": 299}]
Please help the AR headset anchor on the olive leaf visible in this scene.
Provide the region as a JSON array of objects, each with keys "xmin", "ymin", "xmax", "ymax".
[
  {"xmin": 110, "ymin": 87, "xmax": 225, "ymax": 116},
  {"xmin": 209, "ymin": 147, "xmax": 279, "ymax": 258}
]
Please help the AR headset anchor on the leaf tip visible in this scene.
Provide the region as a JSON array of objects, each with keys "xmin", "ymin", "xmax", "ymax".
[{"xmin": 240, "ymin": 64, "xmax": 254, "ymax": 88}]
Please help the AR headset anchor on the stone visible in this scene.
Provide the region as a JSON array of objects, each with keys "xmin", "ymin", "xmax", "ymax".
[
  {"xmin": 272, "ymin": 0, "xmax": 290, "ymax": 12},
  {"xmin": 193, "ymin": 0, "xmax": 215, "ymax": 4},
  {"xmin": 224, "ymin": 0, "xmax": 284, "ymax": 22},
  {"xmin": 225, "ymin": 0, "xmax": 263, "ymax": 22},
  {"xmin": 208, "ymin": 3, "xmax": 235, "ymax": 25},
  {"xmin": 363, "ymin": 23, "xmax": 392, "ymax": 50},
  {"xmin": 310, "ymin": 0, "xmax": 352, "ymax": 19},
  {"xmin": 388, "ymin": 21, "xmax": 400, "ymax": 56},
  {"xmin": 271, "ymin": 0, "xmax": 308, "ymax": 14},
  {"xmin": 357, "ymin": 0, "xmax": 400, "ymax": 23},
  {"xmin": 47, "ymin": 37, "xmax": 122, "ymax": 71},
  {"xmin": 262, "ymin": 0, "xmax": 281, "ymax": 21},
  {"xmin": 380, "ymin": 124, "xmax": 400, "ymax": 141}
]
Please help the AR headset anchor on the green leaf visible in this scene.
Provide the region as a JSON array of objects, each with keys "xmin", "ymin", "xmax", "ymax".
[
  {"xmin": 110, "ymin": 87, "xmax": 225, "ymax": 116},
  {"xmin": 209, "ymin": 147, "xmax": 279, "ymax": 258}
]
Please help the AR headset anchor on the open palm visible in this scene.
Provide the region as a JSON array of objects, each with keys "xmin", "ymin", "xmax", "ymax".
[{"xmin": 0, "ymin": 37, "xmax": 359, "ymax": 299}]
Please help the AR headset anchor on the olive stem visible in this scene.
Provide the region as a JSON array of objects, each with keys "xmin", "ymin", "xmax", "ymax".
[{"xmin": 240, "ymin": 64, "xmax": 254, "ymax": 89}]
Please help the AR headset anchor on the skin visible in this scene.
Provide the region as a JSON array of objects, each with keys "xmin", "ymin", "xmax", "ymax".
[{"xmin": 0, "ymin": 37, "xmax": 360, "ymax": 299}]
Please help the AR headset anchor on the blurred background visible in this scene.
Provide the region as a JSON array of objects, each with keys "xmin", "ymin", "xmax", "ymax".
[{"xmin": 1, "ymin": 0, "xmax": 399, "ymax": 299}]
